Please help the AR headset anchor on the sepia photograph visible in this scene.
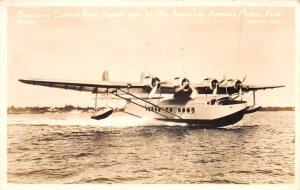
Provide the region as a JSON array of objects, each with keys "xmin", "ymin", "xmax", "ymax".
[{"xmin": 1, "ymin": 0, "xmax": 298, "ymax": 189}]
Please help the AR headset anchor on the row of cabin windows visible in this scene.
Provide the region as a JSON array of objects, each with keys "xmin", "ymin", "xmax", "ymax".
[{"xmin": 145, "ymin": 107, "xmax": 195, "ymax": 114}]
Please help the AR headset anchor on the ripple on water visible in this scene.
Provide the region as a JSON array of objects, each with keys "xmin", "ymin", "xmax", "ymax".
[{"xmin": 7, "ymin": 112, "xmax": 295, "ymax": 183}]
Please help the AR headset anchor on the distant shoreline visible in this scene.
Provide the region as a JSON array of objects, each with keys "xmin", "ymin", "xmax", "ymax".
[
  {"xmin": 259, "ymin": 107, "xmax": 294, "ymax": 111},
  {"xmin": 7, "ymin": 105, "xmax": 294, "ymax": 114}
]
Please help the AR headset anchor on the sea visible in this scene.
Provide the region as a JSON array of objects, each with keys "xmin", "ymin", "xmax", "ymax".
[{"xmin": 7, "ymin": 111, "xmax": 295, "ymax": 184}]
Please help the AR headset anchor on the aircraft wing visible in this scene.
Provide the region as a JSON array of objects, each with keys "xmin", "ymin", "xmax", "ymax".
[
  {"xmin": 19, "ymin": 78, "xmax": 285, "ymax": 95},
  {"xmin": 19, "ymin": 78, "xmax": 184, "ymax": 93},
  {"xmin": 193, "ymin": 84, "xmax": 284, "ymax": 94},
  {"xmin": 241, "ymin": 85, "xmax": 285, "ymax": 92},
  {"xmin": 19, "ymin": 78, "xmax": 145, "ymax": 93}
]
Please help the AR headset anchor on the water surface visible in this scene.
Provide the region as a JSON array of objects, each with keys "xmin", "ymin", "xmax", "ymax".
[{"xmin": 7, "ymin": 111, "xmax": 295, "ymax": 183}]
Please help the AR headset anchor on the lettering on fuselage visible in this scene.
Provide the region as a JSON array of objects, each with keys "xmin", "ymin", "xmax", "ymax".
[{"xmin": 145, "ymin": 106, "xmax": 195, "ymax": 114}]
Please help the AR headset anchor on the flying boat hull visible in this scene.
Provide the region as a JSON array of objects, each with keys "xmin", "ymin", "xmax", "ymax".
[{"xmin": 124, "ymin": 96, "xmax": 247, "ymax": 127}]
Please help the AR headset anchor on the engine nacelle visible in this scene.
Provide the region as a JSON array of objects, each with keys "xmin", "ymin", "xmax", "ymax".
[
  {"xmin": 227, "ymin": 79, "xmax": 242, "ymax": 90},
  {"xmin": 174, "ymin": 77, "xmax": 191, "ymax": 92},
  {"xmin": 203, "ymin": 78, "xmax": 219, "ymax": 90},
  {"xmin": 144, "ymin": 76, "xmax": 161, "ymax": 91},
  {"xmin": 173, "ymin": 77, "xmax": 193, "ymax": 99}
]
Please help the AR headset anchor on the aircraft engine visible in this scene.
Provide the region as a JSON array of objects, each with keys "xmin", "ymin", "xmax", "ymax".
[
  {"xmin": 173, "ymin": 77, "xmax": 193, "ymax": 99},
  {"xmin": 204, "ymin": 78, "xmax": 219, "ymax": 90},
  {"xmin": 144, "ymin": 76, "xmax": 161, "ymax": 91},
  {"xmin": 174, "ymin": 77, "xmax": 191, "ymax": 91},
  {"xmin": 227, "ymin": 79, "xmax": 242, "ymax": 90}
]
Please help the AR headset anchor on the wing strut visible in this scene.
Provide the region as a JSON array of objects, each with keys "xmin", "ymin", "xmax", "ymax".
[
  {"xmin": 113, "ymin": 88, "xmax": 182, "ymax": 119},
  {"xmin": 94, "ymin": 89, "xmax": 98, "ymax": 111},
  {"xmin": 113, "ymin": 90, "xmax": 168, "ymax": 119},
  {"xmin": 244, "ymin": 90, "xmax": 261, "ymax": 114},
  {"xmin": 146, "ymin": 88, "xmax": 163, "ymax": 108},
  {"xmin": 253, "ymin": 90, "xmax": 256, "ymax": 106}
]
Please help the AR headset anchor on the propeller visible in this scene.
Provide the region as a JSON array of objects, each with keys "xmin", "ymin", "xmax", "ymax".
[
  {"xmin": 181, "ymin": 78, "xmax": 190, "ymax": 91},
  {"xmin": 211, "ymin": 76, "xmax": 225, "ymax": 95},
  {"xmin": 144, "ymin": 74, "xmax": 161, "ymax": 99},
  {"xmin": 242, "ymin": 75, "xmax": 247, "ymax": 83},
  {"xmin": 239, "ymin": 75, "xmax": 246, "ymax": 100},
  {"xmin": 149, "ymin": 80, "xmax": 159, "ymax": 98},
  {"xmin": 148, "ymin": 77, "xmax": 160, "ymax": 98},
  {"xmin": 225, "ymin": 75, "xmax": 246, "ymax": 99},
  {"xmin": 172, "ymin": 77, "xmax": 194, "ymax": 99}
]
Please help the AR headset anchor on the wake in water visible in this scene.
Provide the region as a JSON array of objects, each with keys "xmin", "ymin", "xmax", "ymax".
[
  {"xmin": 8, "ymin": 113, "xmax": 258, "ymax": 129},
  {"xmin": 8, "ymin": 113, "xmax": 187, "ymax": 128}
]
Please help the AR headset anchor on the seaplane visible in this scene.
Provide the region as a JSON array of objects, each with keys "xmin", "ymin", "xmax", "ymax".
[{"xmin": 19, "ymin": 71, "xmax": 284, "ymax": 127}]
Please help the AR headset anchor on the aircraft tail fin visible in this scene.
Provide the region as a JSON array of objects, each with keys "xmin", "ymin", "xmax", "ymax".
[
  {"xmin": 140, "ymin": 72, "xmax": 146, "ymax": 83},
  {"xmin": 102, "ymin": 70, "xmax": 109, "ymax": 81}
]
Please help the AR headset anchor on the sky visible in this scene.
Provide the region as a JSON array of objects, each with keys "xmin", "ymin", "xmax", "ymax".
[{"xmin": 7, "ymin": 6, "xmax": 295, "ymax": 107}]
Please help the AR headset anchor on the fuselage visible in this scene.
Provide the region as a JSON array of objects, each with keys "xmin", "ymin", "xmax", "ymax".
[{"xmin": 124, "ymin": 95, "xmax": 247, "ymax": 127}]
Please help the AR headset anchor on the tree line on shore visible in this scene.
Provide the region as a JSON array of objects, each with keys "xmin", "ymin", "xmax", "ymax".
[
  {"xmin": 7, "ymin": 105, "xmax": 95, "ymax": 114},
  {"xmin": 259, "ymin": 107, "xmax": 294, "ymax": 111}
]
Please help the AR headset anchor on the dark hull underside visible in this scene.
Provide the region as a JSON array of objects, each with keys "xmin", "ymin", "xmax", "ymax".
[
  {"xmin": 157, "ymin": 108, "xmax": 247, "ymax": 128},
  {"xmin": 91, "ymin": 109, "xmax": 113, "ymax": 120}
]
